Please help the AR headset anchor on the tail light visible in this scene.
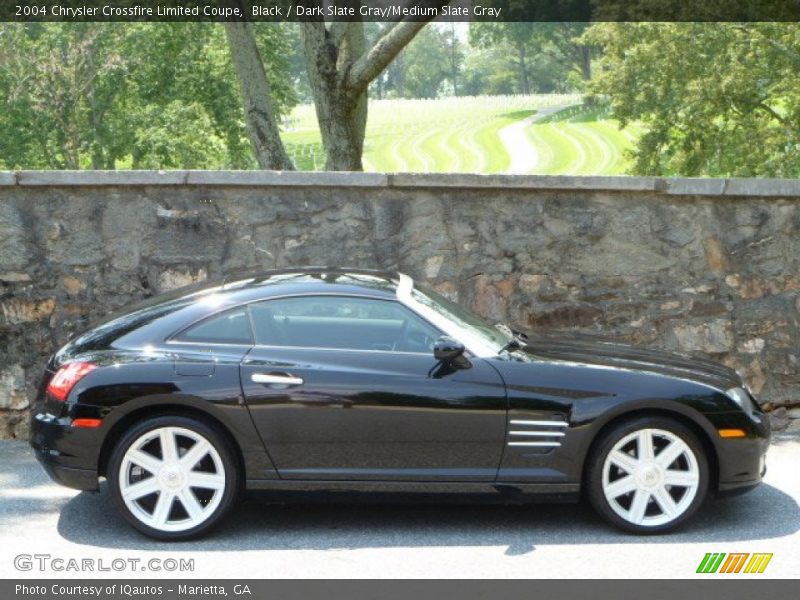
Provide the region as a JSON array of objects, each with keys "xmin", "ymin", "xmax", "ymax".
[
  {"xmin": 71, "ymin": 418, "xmax": 103, "ymax": 428},
  {"xmin": 47, "ymin": 362, "xmax": 97, "ymax": 402}
]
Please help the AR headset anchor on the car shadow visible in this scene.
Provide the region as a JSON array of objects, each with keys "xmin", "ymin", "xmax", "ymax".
[{"xmin": 55, "ymin": 481, "xmax": 800, "ymax": 554}]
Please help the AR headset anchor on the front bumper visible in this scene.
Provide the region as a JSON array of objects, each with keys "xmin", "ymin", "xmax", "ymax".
[
  {"xmin": 30, "ymin": 411, "xmax": 101, "ymax": 492},
  {"xmin": 709, "ymin": 410, "xmax": 770, "ymax": 496}
]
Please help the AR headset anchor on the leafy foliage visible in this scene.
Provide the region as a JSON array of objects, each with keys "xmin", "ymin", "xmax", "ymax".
[
  {"xmin": 470, "ymin": 23, "xmax": 593, "ymax": 94},
  {"xmin": 399, "ymin": 26, "xmax": 452, "ymax": 99},
  {"xmin": 0, "ymin": 23, "xmax": 297, "ymax": 169},
  {"xmin": 3, "ymin": 21, "xmax": 799, "ymax": 177},
  {"xmin": 586, "ymin": 23, "xmax": 800, "ymax": 177}
]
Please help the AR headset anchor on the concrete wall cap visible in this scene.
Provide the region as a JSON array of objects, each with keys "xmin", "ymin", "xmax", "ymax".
[
  {"xmin": 0, "ymin": 171, "xmax": 799, "ymax": 197},
  {"xmin": 185, "ymin": 170, "xmax": 388, "ymax": 187},
  {"xmin": 389, "ymin": 173, "xmax": 658, "ymax": 191},
  {"xmin": 16, "ymin": 170, "xmax": 188, "ymax": 186}
]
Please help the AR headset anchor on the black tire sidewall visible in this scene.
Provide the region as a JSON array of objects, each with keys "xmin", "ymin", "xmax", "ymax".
[
  {"xmin": 587, "ymin": 416, "xmax": 710, "ymax": 534},
  {"xmin": 107, "ymin": 414, "xmax": 240, "ymax": 541}
]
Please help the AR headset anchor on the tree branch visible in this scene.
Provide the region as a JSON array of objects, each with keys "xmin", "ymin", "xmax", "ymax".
[
  {"xmin": 345, "ymin": 20, "xmax": 428, "ymax": 96},
  {"xmin": 755, "ymin": 101, "xmax": 790, "ymax": 127},
  {"xmin": 329, "ymin": 21, "xmax": 350, "ymax": 48}
]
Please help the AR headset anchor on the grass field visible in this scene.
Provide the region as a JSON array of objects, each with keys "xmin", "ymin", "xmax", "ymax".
[
  {"xmin": 525, "ymin": 104, "xmax": 645, "ymax": 175},
  {"xmin": 282, "ymin": 95, "xmax": 642, "ymax": 175}
]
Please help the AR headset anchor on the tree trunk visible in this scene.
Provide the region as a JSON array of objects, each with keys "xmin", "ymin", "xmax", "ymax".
[
  {"xmin": 391, "ymin": 55, "xmax": 406, "ymax": 97},
  {"xmin": 518, "ymin": 44, "xmax": 530, "ymax": 94},
  {"xmin": 302, "ymin": 19, "xmax": 430, "ymax": 171},
  {"xmin": 579, "ymin": 45, "xmax": 592, "ymax": 81},
  {"xmin": 224, "ymin": 22, "xmax": 294, "ymax": 170},
  {"xmin": 450, "ymin": 51, "xmax": 459, "ymax": 96},
  {"xmin": 448, "ymin": 24, "xmax": 459, "ymax": 96},
  {"xmin": 84, "ymin": 39, "xmax": 105, "ymax": 170},
  {"xmin": 316, "ymin": 90, "xmax": 367, "ymax": 171},
  {"xmin": 302, "ymin": 21, "xmax": 367, "ymax": 171}
]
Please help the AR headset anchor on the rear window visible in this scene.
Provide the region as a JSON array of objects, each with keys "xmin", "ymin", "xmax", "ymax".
[
  {"xmin": 58, "ymin": 299, "xmax": 196, "ymax": 358},
  {"xmin": 175, "ymin": 309, "xmax": 253, "ymax": 345}
]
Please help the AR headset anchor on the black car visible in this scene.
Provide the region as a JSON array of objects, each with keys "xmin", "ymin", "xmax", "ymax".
[{"xmin": 30, "ymin": 268, "xmax": 769, "ymax": 540}]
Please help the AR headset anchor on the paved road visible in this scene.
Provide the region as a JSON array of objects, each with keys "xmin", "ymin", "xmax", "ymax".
[{"xmin": 1, "ymin": 437, "xmax": 798, "ymax": 579}]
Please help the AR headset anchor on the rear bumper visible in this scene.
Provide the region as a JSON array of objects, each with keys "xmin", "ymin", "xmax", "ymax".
[
  {"xmin": 33, "ymin": 447, "xmax": 98, "ymax": 491},
  {"xmin": 29, "ymin": 411, "xmax": 101, "ymax": 492}
]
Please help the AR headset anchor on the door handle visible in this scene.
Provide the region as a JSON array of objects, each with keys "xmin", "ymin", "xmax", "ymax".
[{"xmin": 251, "ymin": 372, "xmax": 304, "ymax": 386}]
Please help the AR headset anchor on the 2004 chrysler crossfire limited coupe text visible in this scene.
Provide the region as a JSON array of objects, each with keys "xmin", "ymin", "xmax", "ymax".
[{"xmin": 30, "ymin": 268, "xmax": 770, "ymax": 540}]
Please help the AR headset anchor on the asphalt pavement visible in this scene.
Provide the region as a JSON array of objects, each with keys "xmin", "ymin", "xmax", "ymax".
[{"xmin": 1, "ymin": 436, "xmax": 798, "ymax": 579}]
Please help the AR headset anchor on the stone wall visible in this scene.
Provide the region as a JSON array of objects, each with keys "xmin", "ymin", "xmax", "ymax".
[{"xmin": 2, "ymin": 171, "xmax": 799, "ymax": 439}]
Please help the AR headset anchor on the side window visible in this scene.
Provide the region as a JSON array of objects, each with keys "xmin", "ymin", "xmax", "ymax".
[
  {"xmin": 175, "ymin": 308, "xmax": 253, "ymax": 344},
  {"xmin": 249, "ymin": 296, "xmax": 440, "ymax": 352}
]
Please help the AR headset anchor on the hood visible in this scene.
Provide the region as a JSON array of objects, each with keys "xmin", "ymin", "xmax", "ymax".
[{"xmin": 517, "ymin": 331, "xmax": 742, "ymax": 392}]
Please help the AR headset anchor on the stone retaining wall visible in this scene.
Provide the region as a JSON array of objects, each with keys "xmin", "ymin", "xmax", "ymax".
[{"xmin": 1, "ymin": 171, "xmax": 799, "ymax": 438}]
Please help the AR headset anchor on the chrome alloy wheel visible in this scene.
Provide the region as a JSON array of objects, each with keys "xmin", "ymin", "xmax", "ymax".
[
  {"xmin": 601, "ymin": 428, "xmax": 700, "ymax": 528},
  {"xmin": 118, "ymin": 426, "xmax": 226, "ymax": 533}
]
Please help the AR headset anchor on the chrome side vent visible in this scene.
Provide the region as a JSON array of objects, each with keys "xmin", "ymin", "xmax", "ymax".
[{"xmin": 507, "ymin": 417, "xmax": 568, "ymax": 449}]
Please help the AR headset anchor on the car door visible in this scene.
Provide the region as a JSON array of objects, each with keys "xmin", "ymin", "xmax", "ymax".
[{"xmin": 239, "ymin": 295, "xmax": 508, "ymax": 482}]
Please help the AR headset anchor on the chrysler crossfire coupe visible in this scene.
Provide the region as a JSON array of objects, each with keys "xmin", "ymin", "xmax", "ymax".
[{"xmin": 30, "ymin": 268, "xmax": 769, "ymax": 539}]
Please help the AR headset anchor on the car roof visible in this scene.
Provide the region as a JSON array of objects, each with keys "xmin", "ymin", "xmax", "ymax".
[
  {"xmin": 222, "ymin": 266, "xmax": 399, "ymax": 285},
  {"xmin": 56, "ymin": 267, "xmax": 407, "ymax": 361},
  {"xmin": 209, "ymin": 266, "xmax": 401, "ymax": 302}
]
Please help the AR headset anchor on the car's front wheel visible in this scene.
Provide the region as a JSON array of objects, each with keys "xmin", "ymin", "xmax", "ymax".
[
  {"xmin": 107, "ymin": 415, "xmax": 240, "ymax": 540},
  {"xmin": 587, "ymin": 416, "xmax": 709, "ymax": 534}
]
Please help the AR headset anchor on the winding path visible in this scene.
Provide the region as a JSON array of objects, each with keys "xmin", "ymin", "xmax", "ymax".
[{"xmin": 499, "ymin": 106, "xmax": 571, "ymax": 174}]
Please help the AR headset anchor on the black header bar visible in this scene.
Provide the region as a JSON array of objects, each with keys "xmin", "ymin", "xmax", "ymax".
[{"xmin": 3, "ymin": 1, "xmax": 800, "ymax": 22}]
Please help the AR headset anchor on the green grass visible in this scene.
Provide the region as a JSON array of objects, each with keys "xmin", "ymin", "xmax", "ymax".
[
  {"xmin": 282, "ymin": 95, "xmax": 642, "ymax": 175},
  {"xmin": 525, "ymin": 105, "xmax": 643, "ymax": 175}
]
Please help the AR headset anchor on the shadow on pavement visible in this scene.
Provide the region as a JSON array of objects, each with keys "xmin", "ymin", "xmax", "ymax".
[{"xmin": 53, "ymin": 481, "xmax": 800, "ymax": 554}]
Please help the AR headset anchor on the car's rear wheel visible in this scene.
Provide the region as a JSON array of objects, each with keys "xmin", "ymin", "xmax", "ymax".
[
  {"xmin": 107, "ymin": 415, "xmax": 240, "ymax": 540},
  {"xmin": 587, "ymin": 416, "xmax": 709, "ymax": 534}
]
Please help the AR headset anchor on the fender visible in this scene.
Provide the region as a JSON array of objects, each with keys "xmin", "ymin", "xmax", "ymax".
[{"xmin": 89, "ymin": 392, "xmax": 278, "ymax": 481}]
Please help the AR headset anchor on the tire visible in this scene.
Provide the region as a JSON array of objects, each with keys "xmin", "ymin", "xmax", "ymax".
[
  {"xmin": 586, "ymin": 416, "xmax": 709, "ymax": 534},
  {"xmin": 107, "ymin": 414, "xmax": 240, "ymax": 541}
]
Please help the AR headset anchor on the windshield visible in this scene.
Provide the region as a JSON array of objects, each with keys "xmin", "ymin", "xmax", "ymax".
[{"xmin": 409, "ymin": 284, "xmax": 512, "ymax": 355}]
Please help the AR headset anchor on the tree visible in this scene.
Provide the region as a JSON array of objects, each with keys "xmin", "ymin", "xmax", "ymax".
[
  {"xmin": 375, "ymin": 24, "xmax": 454, "ymax": 100},
  {"xmin": 0, "ymin": 23, "xmax": 298, "ymax": 170},
  {"xmin": 224, "ymin": 21, "xmax": 295, "ymax": 170},
  {"xmin": 460, "ymin": 45, "xmax": 518, "ymax": 96},
  {"xmin": 442, "ymin": 24, "xmax": 463, "ymax": 96},
  {"xmin": 470, "ymin": 23, "xmax": 537, "ymax": 94},
  {"xmin": 0, "ymin": 23, "xmax": 130, "ymax": 169},
  {"xmin": 300, "ymin": 16, "xmax": 440, "ymax": 170},
  {"xmin": 131, "ymin": 101, "xmax": 227, "ymax": 169},
  {"xmin": 400, "ymin": 25, "xmax": 451, "ymax": 99},
  {"xmin": 534, "ymin": 23, "xmax": 594, "ymax": 83},
  {"xmin": 135, "ymin": 23, "xmax": 297, "ymax": 169},
  {"xmin": 470, "ymin": 22, "xmax": 596, "ymax": 94},
  {"xmin": 226, "ymin": 2, "xmax": 445, "ymax": 170},
  {"xmin": 586, "ymin": 23, "xmax": 800, "ymax": 177}
]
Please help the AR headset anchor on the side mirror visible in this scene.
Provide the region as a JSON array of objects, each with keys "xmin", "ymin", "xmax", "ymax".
[
  {"xmin": 432, "ymin": 337, "xmax": 471, "ymax": 376},
  {"xmin": 434, "ymin": 336, "xmax": 465, "ymax": 361}
]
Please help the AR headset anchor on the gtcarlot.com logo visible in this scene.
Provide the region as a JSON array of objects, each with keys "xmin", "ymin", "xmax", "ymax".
[
  {"xmin": 696, "ymin": 552, "xmax": 773, "ymax": 574},
  {"xmin": 14, "ymin": 554, "xmax": 195, "ymax": 573}
]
